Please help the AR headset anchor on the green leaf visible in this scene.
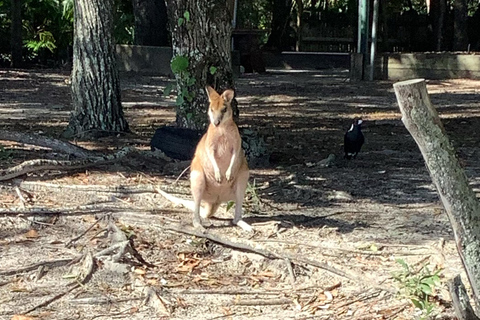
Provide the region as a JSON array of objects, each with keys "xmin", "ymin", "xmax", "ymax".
[
  {"xmin": 186, "ymin": 113, "xmax": 193, "ymax": 120},
  {"xmin": 184, "ymin": 11, "xmax": 190, "ymax": 22},
  {"xmin": 178, "ymin": 17, "xmax": 184, "ymax": 26},
  {"xmin": 176, "ymin": 94, "xmax": 184, "ymax": 106},
  {"xmin": 411, "ymin": 298, "xmax": 422, "ymax": 309},
  {"xmin": 226, "ymin": 201, "xmax": 235, "ymax": 212},
  {"xmin": 187, "ymin": 77, "xmax": 196, "ymax": 86},
  {"xmin": 163, "ymin": 83, "xmax": 174, "ymax": 96},
  {"xmin": 419, "ymin": 283, "xmax": 432, "ymax": 295},
  {"xmin": 171, "ymin": 55, "xmax": 189, "ymax": 74},
  {"xmin": 209, "ymin": 66, "xmax": 217, "ymax": 75},
  {"xmin": 396, "ymin": 259, "xmax": 409, "ymax": 272}
]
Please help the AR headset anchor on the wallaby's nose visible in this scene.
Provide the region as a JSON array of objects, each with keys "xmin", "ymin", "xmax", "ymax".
[{"xmin": 214, "ymin": 119, "xmax": 221, "ymax": 126}]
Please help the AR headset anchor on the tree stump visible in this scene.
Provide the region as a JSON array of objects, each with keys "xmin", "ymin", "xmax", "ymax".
[{"xmin": 393, "ymin": 78, "xmax": 480, "ymax": 317}]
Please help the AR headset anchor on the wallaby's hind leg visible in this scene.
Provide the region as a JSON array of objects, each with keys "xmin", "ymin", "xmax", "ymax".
[
  {"xmin": 232, "ymin": 166, "xmax": 252, "ymax": 232},
  {"xmin": 190, "ymin": 169, "xmax": 206, "ymax": 230}
]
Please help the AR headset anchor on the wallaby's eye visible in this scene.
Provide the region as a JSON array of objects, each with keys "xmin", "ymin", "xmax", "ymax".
[{"xmin": 221, "ymin": 107, "xmax": 227, "ymax": 114}]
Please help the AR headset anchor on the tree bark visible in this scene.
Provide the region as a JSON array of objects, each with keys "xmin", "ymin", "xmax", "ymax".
[
  {"xmin": 65, "ymin": 0, "xmax": 129, "ymax": 139},
  {"xmin": 165, "ymin": 0, "xmax": 235, "ymax": 130},
  {"xmin": 453, "ymin": 0, "xmax": 468, "ymax": 51},
  {"xmin": 294, "ymin": 0, "xmax": 304, "ymax": 52},
  {"xmin": 430, "ymin": 0, "xmax": 447, "ymax": 51},
  {"xmin": 393, "ymin": 79, "xmax": 480, "ymax": 312},
  {"xmin": 132, "ymin": 0, "xmax": 169, "ymax": 46},
  {"xmin": 265, "ymin": 0, "xmax": 293, "ymax": 51},
  {"xmin": 10, "ymin": 0, "xmax": 22, "ymax": 67}
]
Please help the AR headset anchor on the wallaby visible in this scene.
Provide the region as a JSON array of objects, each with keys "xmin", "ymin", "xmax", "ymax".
[{"xmin": 190, "ymin": 86, "xmax": 252, "ymax": 232}]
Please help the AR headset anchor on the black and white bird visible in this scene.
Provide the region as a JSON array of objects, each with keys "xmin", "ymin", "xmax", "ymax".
[{"xmin": 344, "ymin": 118, "xmax": 364, "ymax": 159}]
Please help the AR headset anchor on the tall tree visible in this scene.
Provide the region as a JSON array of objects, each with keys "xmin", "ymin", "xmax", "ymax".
[
  {"xmin": 265, "ymin": 0, "xmax": 293, "ymax": 51},
  {"xmin": 64, "ymin": 0, "xmax": 129, "ymax": 139},
  {"xmin": 132, "ymin": 0, "xmax": 169, "ymax": 46},
  {"xmin": 10, "ymin": 0, "xmax": 22, "ymax": 67},
  {"xmin": 430, "ymin": 0, "xmax": 447, "ymax": 51},
  {"xmin": 453, "ymin": 0, "xmax": 468, "ymax": 51},
  {"xmin": 165, "ymin": 0, "xmax": 235, "ymax": 129}
]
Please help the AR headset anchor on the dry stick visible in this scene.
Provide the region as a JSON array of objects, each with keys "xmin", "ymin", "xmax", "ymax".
[
  {"xmin": 0, "ymin": 258, "xmax": 74, "ymax": 276},
  {"xmin": 0, "ymin": 158, "xmax": 116, "ymax": 181},
  {"xmin": 25, "ymin": 252, "xmax": 97, "ymax": 314},
  {"xmin": 256, "ymin": 239, "xmax": 427, "ymax": 256},
  {"xmin": 66, "ymin": 215, "xmax": 105, "ymax": 248},
  {"xmin": 24, "ymin": 284, "xmax": 80, "ymax": 314},
  {"xmin": 0, "ymin": 129, "xmax": 96, "ymax": 158},
  {"xmin": 394, "ymin": 79, "xmax": 480, "ymax": 311},
  {"xmin": 174, "ymin": 289, "xmax": 281, "ymax": 295},
  {"xmin": 233, "ymin": 298, "xmax": 292, "ymax": 306},
  {"xmin": 17, "ymin": 180, "xmax": 159, "ymax": 194},
  {"xmin": 113, "ymin": 212, "xmax": 396, "ymax": 294}
]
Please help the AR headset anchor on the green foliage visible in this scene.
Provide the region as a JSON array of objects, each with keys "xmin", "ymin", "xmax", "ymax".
[
  {"xmin": 392, "ymin": 259, "xmax": 442, "ymax": 319},
  {"xmin": 0, "ymin": 0, "xmax": 134, "ymax": 63},
  {"xmin": 209, "ymin": 66, "xmax": 217, "ymax": 75},
  {"xmin": 24, "ymin": 30, "xmax": 56, "ymax": 52},
  {"xmin": 178, "ymin": 10, "xmax": 190, "ymax": 27},
  {"xmin": 0, "ymin": 145, "xmax": 13, "ymax": 161}
]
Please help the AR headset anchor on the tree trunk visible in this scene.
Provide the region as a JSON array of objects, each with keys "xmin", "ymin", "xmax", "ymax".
[
  {"xmin": 10, "ymin": 0, "xmax": 22, "ymax": 67},
  {"xmin": 294, "ymin": 0, "xmax": 304, "ymax": 52},
  {"xmin": 393, "ymin": 79, "xmax": 480, "ymax": 313},
  {"xmin": 65, "ymin": 0, "xmax": 129, "ymax": 139},
  {"xmin": 132, "ymin": 0, "xmax": 169, "ymax": 46},
  {"xmin": 453, "ymin": 0, "xmax": 468, "ymax": 51},
  {"xmin": 265, "ymin": 0, "xmax": 293, "ymax": 51},
  {"xmin": 165, "ymin": 0, "xmax": 235, "ymax": 130},
  {"xmin": 430, "ymin": 0, "xmax": 447, "ymax": 51}
]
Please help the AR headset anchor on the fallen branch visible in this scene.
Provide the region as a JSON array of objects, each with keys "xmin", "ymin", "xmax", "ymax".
[
  {"xmin": 0, "ymin": 258, "xmax": 75, "ymax": 276},
  {"xmin": 16, "ymin": 180, "xmax": 160, "ymax": 194},
  {"xmin": 24, "ymin": 252, "xmax": 96, "ymax": 314},
  {"xmin": 233, "ymin": 298, "xmax": 292, "ymax": 306},
  {"xmin": 0, "ymin": 129, "xmax": 96, "ymax": 158},
  {"xmin": 113, "ymin": 211, "xmax": 397, "ymax": 294},
  {"xmin": 0, "ymin": 147, "xmax": 134, "ymax": 181}
]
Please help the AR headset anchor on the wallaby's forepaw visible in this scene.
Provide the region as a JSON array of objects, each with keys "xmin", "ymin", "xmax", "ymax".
[
  {"xmin": 225, "ymin": 168, "xmax": 233, "ymax": 181},
  {"xmin": 214, "ymin": 169, "xmax": 222, "ymax": 183},
  {"xmin": 234, "ymin": 219, "xmax": 253, "ymax": 232}
]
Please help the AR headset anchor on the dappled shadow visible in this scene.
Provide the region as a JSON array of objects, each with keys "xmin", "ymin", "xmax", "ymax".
[{"xmin": 0, "ymin": 68, "xmax": 478, "ymax": 241}]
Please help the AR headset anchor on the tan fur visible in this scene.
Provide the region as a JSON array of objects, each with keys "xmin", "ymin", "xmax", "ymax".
[{"xmin": 190, "ymin": 86, "xmax": 250, "ymax": 231}]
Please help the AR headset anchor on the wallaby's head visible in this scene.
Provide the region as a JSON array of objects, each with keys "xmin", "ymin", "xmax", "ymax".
[{"xmin": 206, "ymin": 86, "xmax": 234, "ymax": 127}]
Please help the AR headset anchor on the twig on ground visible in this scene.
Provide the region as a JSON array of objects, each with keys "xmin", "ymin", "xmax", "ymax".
[
  {"xmin": 207, "ymin": 312, "xmax": 249, "ymax": 320},
  {"xmin": 16, "ymin": 180, "xmax": 158, "ymax": 194},
  {"xmin": 285, "ymin": 258, "xmax": 296, "ymax": 286},
  {"xmin": 0, "ymin": 129, "xmax": 96, "ymax": 158},
  {"xmin": 0, "ymin": 258, "xmax": 75, "ymax": 276},
  {"xmin": 14, "ymin": 186, "xmax": 27, "ymax": 207},
  {"xmin": 256, "ymin": 239, "xmax": 430, "ymax": 257},
  {"xmin": 233, "ymin": 298, "xmax": 292, "ymax": 306},
  {"xmin": 174, "ymin": 165, "xmax": 191, "ymax": 184},
  {"xmin": 174, "ymin": 289, "xmax": 281, "ymax": 295},
  {"xmin": 24, "ymin": 284, "xmax": 80, "ymax": 314},
  {"xmin": 66, "ymin": 215, "xmax": 105, "ymax": 248},
  {"xmin": 113, "ymin": 211, "xmax": 397, "ymax": 294}
]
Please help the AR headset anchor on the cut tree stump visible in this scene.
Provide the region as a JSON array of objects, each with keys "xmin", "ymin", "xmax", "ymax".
[{"xmin": 393, "ymin": 78, "xmax": 480, "ymax": 318}]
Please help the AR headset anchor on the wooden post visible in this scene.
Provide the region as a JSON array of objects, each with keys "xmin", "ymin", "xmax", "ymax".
[{"xmin": 393, "ymin": 79, "xmax": 480, "ymax": 316}]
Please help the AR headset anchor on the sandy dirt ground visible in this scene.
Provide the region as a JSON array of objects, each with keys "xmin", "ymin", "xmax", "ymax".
[{"xmin": 1, "ymin": 67, "xmax": 480, "ymax": 320}]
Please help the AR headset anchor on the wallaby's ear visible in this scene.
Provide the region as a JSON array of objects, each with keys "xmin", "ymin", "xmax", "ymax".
[
  {"xmin": 221, "ymin": 89, "xmax": 235, "ymax": 103},
  {"xmin": 205, "ymin": 86, "xmax": 218, "ymax": 101}
]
